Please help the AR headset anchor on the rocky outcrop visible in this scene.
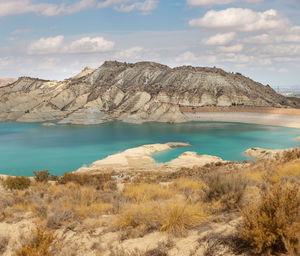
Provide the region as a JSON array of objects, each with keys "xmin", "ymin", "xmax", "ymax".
[
  {"xmin": 0, "ymin": 61, "xmax": 297, "ymax": 124},
  {"xmin": 244, "ymin": 147, "xmax": 299, "ymax": 160}
]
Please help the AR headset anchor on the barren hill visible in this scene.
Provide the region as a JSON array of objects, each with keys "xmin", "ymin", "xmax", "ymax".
[{"xmin": 0, "ymin": 61, "xmax": 298, "ymax": 124}]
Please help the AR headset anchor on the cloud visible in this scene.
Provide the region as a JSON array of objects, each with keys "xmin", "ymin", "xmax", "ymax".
[
  {"xmin": 202, "ymin": 32, "xmax": 236, "ymax": 45},
  {"xmin": 0, "ymin": 0, "xmax": 157, "ymax": 17},
  {"xmin": 114, "ymin": 46, "xmax": 144, "ymax": 59},
  {"xmin": 65, "ymin": 37, "xmax": 115, "ymax": 53},
  {"xmin": 175, "ymin": 51, "xmax": 198, "ymax": 62},
  {"xmin": 244, "ymin": 26, "xmax": 300, "ymax": 44},
  {"xmin": 218, "ymin": 44, "xmax": 244, "ymax": 52},
  {"xmin": 0, "ymin": 0, "xmax": 95, "ymax": 17},
  {"xmin": 11, "ymin": 28, "xmax": 32, "ymax": 35},
  {"xmin": 28, "ymin": 35, "xmax": 64, "ymax": 54},
  {"xmin": 187, "ymin": 0, "xmax": 262, "ymax": 7},
  {"xmin": 189, "ymin": 8, "xmax": 288, "ymax": 32},
  {"xmin": 28, "ymin": 36, "xmax": 114, "ymax": 54},
  {"xmin": 98, "ymin": 0, "xmax": 158, "ymax": 14}
]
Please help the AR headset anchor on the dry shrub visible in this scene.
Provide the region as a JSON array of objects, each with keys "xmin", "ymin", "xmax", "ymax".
[
  {"xmin": 240, "ymin": 181, "xmax": 300, "ymax": 255},
  {"xmin": 47, "ymin": 209, "xmax": 76, "ymax": 229},
  {"xmin": 58, "ymin": 172, "xmax": 116, "ymax": 190},
  {"xmin": 123, "ymin": 183, "xmax": 173, "ymax": 203},
  {"xmin": 3, "ymin": 176, "xmax": 31, "ymax": 190},
  {"xmin": 203, "ymin": 172, "xmax": 248, "ymax": 211},
  {"xmin": 0, "ymin": 235, "xmax": 9, "ymax": 254},
  {"xmin": 114, "ymin": 198, "xmax": 207, "ymax": 237},
  {"xmin": 33, "ymin": 170, "xmax": 58, "ymax": 183},
  {"xmin": 15, "ymin": 228, "xmax": 54, "ymax": 256}
]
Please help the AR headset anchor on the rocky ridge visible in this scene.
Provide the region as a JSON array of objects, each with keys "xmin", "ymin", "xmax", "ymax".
[{"xmin": 0, "ymin": 61, "xmax": 297, "ymax": 124}]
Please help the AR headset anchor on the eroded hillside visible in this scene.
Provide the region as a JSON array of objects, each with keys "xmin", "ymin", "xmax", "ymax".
[{"xmin": 0, "ymin": 61, "xmax": 297, "ymax": 124}]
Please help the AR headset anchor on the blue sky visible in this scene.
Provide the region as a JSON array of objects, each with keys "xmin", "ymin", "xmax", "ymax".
[{"xmin": 0, "ymin": 0, "xmax": 300, "ymax": 90}]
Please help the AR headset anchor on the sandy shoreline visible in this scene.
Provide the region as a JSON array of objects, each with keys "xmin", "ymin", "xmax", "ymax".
[{"xmin": 182, "ymin": 112, "xmax": 300, "ymax": 128}]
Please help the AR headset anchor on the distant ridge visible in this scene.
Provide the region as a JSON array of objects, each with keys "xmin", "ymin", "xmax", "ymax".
[
  {"xmin": 0, "ymin": 61, "xmax": 299, "ymax": 124},
  {"xmin": 0, "ymin": 78, "xmax": 16, "ymax": 87}
]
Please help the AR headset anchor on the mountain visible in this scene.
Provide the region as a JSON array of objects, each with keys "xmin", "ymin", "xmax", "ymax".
[
  {"xmin": 0, "ymin": 61, "xmax": 298, "ymax": 124},
  {"xmin": 0, "ymin": 78, "xmax": 16, "ymax": 87}
]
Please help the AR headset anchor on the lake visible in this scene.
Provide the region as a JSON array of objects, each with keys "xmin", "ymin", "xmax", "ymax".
[{"xmin": 0, "ymin": 121, "xmax": 299, "ymax": 176}]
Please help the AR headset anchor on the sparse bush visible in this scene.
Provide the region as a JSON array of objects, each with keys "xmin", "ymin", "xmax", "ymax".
[
  {"xmin": 47, "ymin": 209, "xmax": 76, "ymax": 229},
  {"xmin": 15, "ymin": 228, "xmax": 54, "ymax": 256},
  {"xmin": 240, "ymin": 182, "xmax": 300, "ymax": 255},
  {"xmin": 3, "ymin": 176, "xmax": 31, "ymax": 190},
  {"xmin": 203, "ymin": 172, "xmax": 248, "ymax": 211},
  {"xmin": 33, "ymin": 170, "xmax": 58, "ymax": 183},
  {"xmin": 123, "ymin": 183, "xmax": 173, "ymax": 203}
]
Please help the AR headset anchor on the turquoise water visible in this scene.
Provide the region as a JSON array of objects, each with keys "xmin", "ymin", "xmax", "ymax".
[{"xmin": 0, "ymin": 121, "xmax": 299, "ymax": 176}]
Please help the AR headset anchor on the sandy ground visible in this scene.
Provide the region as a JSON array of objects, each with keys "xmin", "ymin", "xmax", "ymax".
[
  {"xmin": 183, "ymin": 112, "xmax": 300, "ymax": 128},
  {"xmin": 180, "ymin": 106, "xmax": 300, "ymax": 116}
]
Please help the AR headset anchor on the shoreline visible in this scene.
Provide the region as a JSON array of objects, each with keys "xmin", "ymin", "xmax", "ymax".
[{"xmin": 182, "ymin": 112, "xmax": 300, "ymax": 128}]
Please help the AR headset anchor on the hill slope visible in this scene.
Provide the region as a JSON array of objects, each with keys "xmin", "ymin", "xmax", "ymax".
[{"xmin": 0, "ymin": 61, "xmax": 298, "ymax": 124}]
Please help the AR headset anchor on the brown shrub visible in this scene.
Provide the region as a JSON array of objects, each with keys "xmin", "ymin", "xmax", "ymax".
[
  {"xmin": 240, "ymin": 181, "xmax": 300, "ymax": 255},
  {"xmin": 33, "ymin": 170, "xmax": 58, "ymax": 183},
  {"xmin": 58, "ymin": 172, "xmax": 115, "ymax": 189},
  {"xmin": 3, "ymin": 176, "xmax": 31, "ymax": 190}
]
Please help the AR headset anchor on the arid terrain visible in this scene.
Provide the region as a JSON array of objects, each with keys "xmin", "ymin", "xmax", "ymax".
[{"xmin": 0, "ymin": 146, "xmax": 299, "ymax": 256}]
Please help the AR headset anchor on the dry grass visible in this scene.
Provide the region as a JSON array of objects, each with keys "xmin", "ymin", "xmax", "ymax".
[
  {"xmin": 123, "ymin": 183, "xmax": 173, "ymax": 203},
  {"xmin": 114, "ymin": 198, "xmax": 208, "ymax": 237},
  {"xmin": 240, "ymin": 181, "xmax": 300, "ymax": 255},
  {"xmin": 271, "ymin": 159, "xmax": 300, "ymax": 183},
  {"xmin": 171, "ymin": 178, "xmax": 204, "ymax": 192}
]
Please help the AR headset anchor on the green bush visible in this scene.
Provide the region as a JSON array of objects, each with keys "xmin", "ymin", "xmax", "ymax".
[
  {"xmin": 33, "ymin": 170, "xmax": 58, "ymax": 183},
  {"xmin": 3, "ymin": 176, "xmax": 31, "ymax": 190}
]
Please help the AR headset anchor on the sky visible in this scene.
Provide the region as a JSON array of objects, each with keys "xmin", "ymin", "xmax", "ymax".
[{"xmin": 0, "ymin": 0, "xmax": 300, "ymax": 90}]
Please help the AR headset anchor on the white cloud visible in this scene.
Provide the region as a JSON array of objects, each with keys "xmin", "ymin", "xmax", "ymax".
[
  {"xmin": 98, "ymin": 0, "xmax": 158, "ymax": 14},
  {"xmin": 202, "ymin": 32, "xmax": 236, "ymax": 45},
  {"xmin": 28, "ymin": 35, "xmax": 64, "ymax": 54},
  {"xmin": 218, "ymin": 44, "xmax": 244, "ymax": 52},
  {"xmin": 189, "ymin": 8, "xmax": 288, "ymax": 32},
  {"xmin": 0, "ymin": 0, "xmax": 157, "ymax": 17},
  {"xmin": 187, "ymin": 0, "xmax": 262, "ymax": 7},
  {"xmin": 28, "ymin": 36, "xmax": 114, "ymax": 54},
  {"xmin": 175, "ymin": 51, "xmax": 198, "ymax": 62},
  {"xmin": 244, "ymin": 26, "xmax": 300, "ymax": 44},
  {"xmin": 114, "ymin": 46, "xmax": 144, "ymax": 59},
  {"xmin": 65, "ymin": 37, "xmax": 115, "ymax": 53},
  {"xmin": 0, "ymin": 0, "xmax": 95, "ymax": 17}
]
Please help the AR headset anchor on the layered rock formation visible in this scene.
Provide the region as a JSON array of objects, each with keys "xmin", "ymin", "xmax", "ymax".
[{"xmin": 0, "ymin": 61, "xmax": 297, "ymax": 124}]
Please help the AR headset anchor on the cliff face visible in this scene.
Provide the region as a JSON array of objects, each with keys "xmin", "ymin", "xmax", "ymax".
[{"xmin": 0, "ymin": 61, "xmax": 297, "ymax": 124}]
